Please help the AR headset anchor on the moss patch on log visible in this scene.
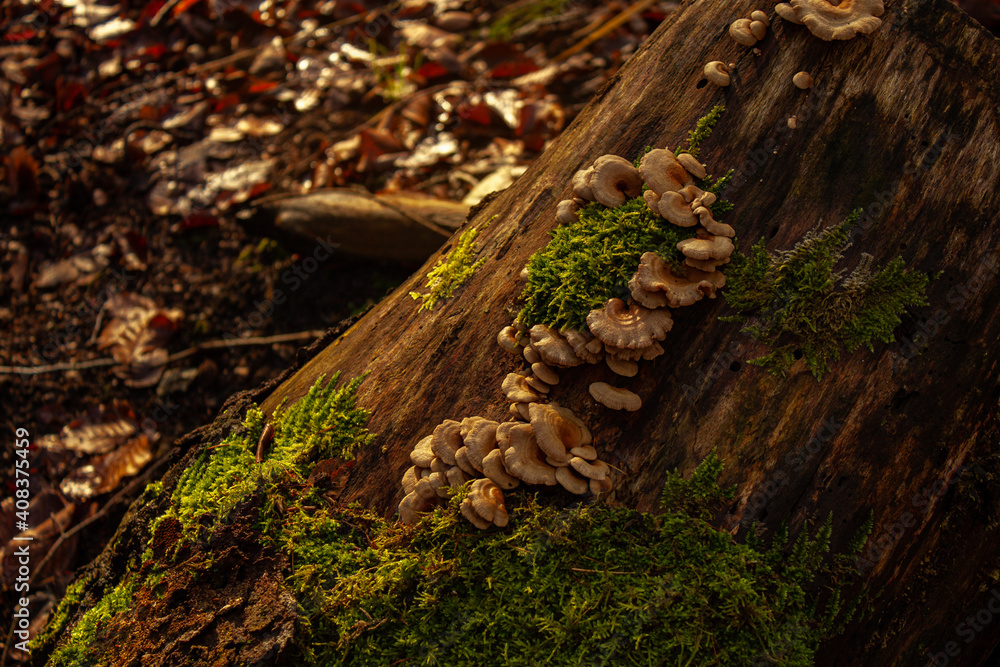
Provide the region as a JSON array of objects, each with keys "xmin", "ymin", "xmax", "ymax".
[
  {"xmin": 409, "ymin": 221, "xmax": 490, "ymax": 312},
  {"xmin": 722, "ymin": 209, "xmax": 930, "ymax": 378}
]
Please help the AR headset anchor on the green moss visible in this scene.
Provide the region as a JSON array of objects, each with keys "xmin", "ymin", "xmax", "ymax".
[
  {"xmin": 410, "ymin": 222, "xmax": 490, "ymax": 312},
  {"xmin": 517, "ymin": 108, "xmax": 734, "ymax": 332},
  {"xmin": 31, "ymin": 575, "xmax": 92, "ymax": 656},
  {"xmin": 46, "ymin": 575, "xmax": 142, "ymax": 667},
  {"xmin": 722, "ymin": 210, "xmax": 930, "ymax": 378},
  {"xmin": 517, "ymin": 197, "xmax": 698, "ymax": 331},
  {"xmin": 275, "ymin": 453, "xmax": 868, "ymax": 666},
  {"xmin": 676, "ymin": 104, "xmax": 725, "ymax": 158}
]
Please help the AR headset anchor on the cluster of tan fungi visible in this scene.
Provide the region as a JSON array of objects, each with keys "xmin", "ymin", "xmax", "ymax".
[
  {"xmin": 499, "ymin": 148, "xmax": 734, "ymax": 414},
  {"xmin": 397, "ymin": 406, "xmax": 610, "ymax": 528},
  {"xmin": 398, "ymin": 149, "xmax": 734, "ymax": 529}
]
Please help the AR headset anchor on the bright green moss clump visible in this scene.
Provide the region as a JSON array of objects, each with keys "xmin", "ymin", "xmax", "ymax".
[
  {"xmin": 410, "ymin": 222, "xmax": 489, "ymax": 312},
  {"xmin": 723, "ymin": 210, "xmax": 930, "ymax": 378},
  {"xmin": 517, "ymin": 197, "xmax": 698, "ymax": 331},
  {"xmin": 280, "ymin": 453, "xmax": 868, "ymax": 666},
  {"xmin": 46, "ymin": 575, "xmax": 142, "ymax": 667}
]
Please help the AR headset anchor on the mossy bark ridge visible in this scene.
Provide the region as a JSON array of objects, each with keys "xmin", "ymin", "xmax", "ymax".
[{"xmin": 35, "ymin": 0, "xmax": 1000, "ymax": 664}]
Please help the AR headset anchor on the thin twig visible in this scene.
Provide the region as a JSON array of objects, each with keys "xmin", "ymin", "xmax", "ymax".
[{"xmin": 0, "ymin": 330, "xmax": 326, "ymax": 376}]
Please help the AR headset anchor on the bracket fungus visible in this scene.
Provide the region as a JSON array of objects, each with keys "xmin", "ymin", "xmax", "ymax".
[
  {"xmin": 529, "ymin": 403, "xmax": 591, "ymax": 464},
  {"xmin": 630, "ymin": 252, "xmax": 724, "ymax": 308},
  {"xmin": 531, "ymin": 361, "xmax": 559, "ymax": 385},
  {"xmin": 639, "ymin": 149, "xmax": 693, "ymax": 195},
  {"xmin": 676, "ymin": 153, "xmax": 707, "ymax": 181},
  {"xmin": 571, "ymin": 168, "xmax": 595, "ymax": 200},
  {"xmin": 555, "ymin": 466, "xmax": 590, "ymax": 495},
  {"xmin": 564, "ymin": 328, "xmax": 603, "ymax": 364},
  {"xmin": 589, "ymin": 155, "xmax": 644, "ymax": 208},
  {"xmin": 497, "ymin": 325, "xmax": 522, "ymax": 354},
  {"xmin": 502, "ymin": 372, "xmax": 542, "ymax": 404},
  {"xmin": 775, "ymin": 0, "xmax": 884, "ymax": 40},
  {"xmin": 589, "ymin": 382, "xmax": 643, "ymax": 411},
  {"xmin": 556, "ymin": 198, "xmax": 581, "ymax": 224},
  {"xmin": 695, "ymin": 207, "xmax": 736, "ymax": 238},
  {"xmin": 503, "ymin": 423, "xmax": 558, "ymax": 486},
  {"xmin": 729, "ymin": 18, "xmax": 758, "ymax": 46},
  {"xmin": 481, "ymin": 448, "xmax": 519, "ymax": 489},
  {"xmin": 703, "ymin": 61, "xmax": 731, "ymax": 87},
  {"xmin": 606, "ymin": 355, "xmax": 639, "ymax": 377},
  {"xmin": 677, "ymin": 235, "xmax": 735, "ymax": 263},
  {"xmin": 430, "ymin": 420, "xmax": 463, "ymax": 466},
  {"xmin": 659, "ymin": 191, "xmax": 699, "ymax": 227},
  {"xmin": 463, "ymin": 478, "xmax": 509, "ymax": 528},
  {"xmin": 410, "ymin": 434, "xmax": 435, "ymax": 467},
  {"xmin": 586, "ymin": 298, "xmax": 673, "ymax": 350},
  {"xmin": 528, "ymin": 324, "xmax": 583, "ymax": 367}
]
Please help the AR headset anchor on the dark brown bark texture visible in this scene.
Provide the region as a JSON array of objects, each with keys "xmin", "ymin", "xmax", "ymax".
[{"xmin": 259, "ymin": 1, "xmax": 1000, "ymax": 664}]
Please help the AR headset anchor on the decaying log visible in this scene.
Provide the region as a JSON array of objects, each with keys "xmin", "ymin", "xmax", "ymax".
[{"xmin": 259, "ymin": 1, "xmax": 1000, "ymax": 664}]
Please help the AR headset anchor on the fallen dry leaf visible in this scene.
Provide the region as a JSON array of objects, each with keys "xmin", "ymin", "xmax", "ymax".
[{"xmin": 59, "ymin": 434, "xmax": 154, "ymax": 500}]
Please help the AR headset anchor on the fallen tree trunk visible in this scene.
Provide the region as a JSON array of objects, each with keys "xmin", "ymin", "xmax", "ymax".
[{"xmin": 33, "ymin": 0, "xmax": 1000, "ymax": 664}]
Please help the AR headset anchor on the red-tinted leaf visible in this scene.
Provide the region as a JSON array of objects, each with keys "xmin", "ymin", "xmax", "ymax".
[
  {"xmin": 489, "ymin": 60, "xmax": 539, "ymax": 79},
  {"xmin": 247, "ymin": 79, "xmax": 279, "ymax": 94},
  {"xmin": 416, "ymin": 61, "xmax": 451, "ymax": 79},
  {"xmin": 180, "ymin": 213, "xmax": 219, "ymax": 230},
  {"xmin": 458, "ymin": 102, "xmax": 494, "ymax": 126},
  {"xmin": 172, "ymin": 0, "xmax": 202, "ymax": 17}
]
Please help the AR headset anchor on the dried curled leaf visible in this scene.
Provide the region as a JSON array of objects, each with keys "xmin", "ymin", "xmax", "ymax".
[
  {"xmin": 60, "ymin": 434, "xmax": 154, "ymax": 500},
  {"xmin": 96, "ymin": 293, "xmax": 183, "ymax": 387}
]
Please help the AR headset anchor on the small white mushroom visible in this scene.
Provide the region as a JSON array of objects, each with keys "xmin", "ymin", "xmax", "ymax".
[
  {"xmin": 556, "ymin": 199, "xmax": 581, "ymax": 224},
  {"xmin": 749, "ymin": 19, "xmax": 767, "ymax": 40},
  {"xmin": 729, "ymin": 18, "xmax": 758, "ymax": 46},
  {"xmin": 750, "ymin": 10, "xmax": 769, "ymax": 26}
]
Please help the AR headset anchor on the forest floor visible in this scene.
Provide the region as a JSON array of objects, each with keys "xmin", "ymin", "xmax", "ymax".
[{"xmin": 0, "ymin": 0, "xmax": 680, "ymax": 658}]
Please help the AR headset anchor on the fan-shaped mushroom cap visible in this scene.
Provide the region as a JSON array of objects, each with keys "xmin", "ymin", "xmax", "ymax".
[
  {"xmin": 446, "ymin": 465, "xmax": 471, "ymax": 489},
  {"xmin": 639, "ymin": 149, "xmax": 693, "ymax": 195},
  {"xmin": 659, "ymin": 191, "xmax": 699, "ymax": 227},
  {"xmin": 509, "ymin": 402, "xmax": 531, "ymax": 421},
  {"xmin": 590, "ymin": 477, "xmax": 613, "ymax": 494},
  {"xmin": 793, "ymin": 71, "xmax": 815, "ymax": 89},
  {"xmin": 606, "ymin": 355, "xmax": 639, "ymax": 377},
  {"xmin": 703, "ymin": 61, "xmax": 731, "ymax": 87},
  {"xmin": 482, "ymin": 448, "xmax": 520, "ymax": 489},
  {"xmin": 528, "ymin": 324, "xmax": 583, "ymax": 367},
  {"xmin": 677, "ymin": 235, "xmax": 735, "ymax": 262},
  {"xmin": 643, "ymin": 189, "xmax": 661, "ymax": 213},
  {"xmin": 430, "ymin": 420, "xmax": 463, "ymax": 466},
  {"xmin": 503, "ymin": 423, "xmax": 557, "ymax": 485},
  {"xmin": 410, "ymin": 434, "xmax": 435, "ymax": 467},
  {"xmin": 628, "ymin": 278, "xmax": 670, "ymax": 310},
  {"xmin": 398, "ymin": 489, "xmax": 439, "ymax": 525},
  {"xmin": 586, "ymin": 298, "xmax": 673, "ymax": 350},
  {"xmin": 529, "ymin": 402, "xmax": 591, "ymax": 463},
  {"xmin": 468, "ymin": 478, "xmax": 508, "ymax": 526},
  {"xmin": 775, "ymin": 2, "xmax": 803, "ymax": 22},
  {"xmin": 460, "ymin": 498, "xmax": 492, "ymax": 529},
  {"xmin": 523, "ymin": 345, "xmax": 541, "ymax": 364},
  {"xmin": 503, "ymin": 372, "xmax": 542, "ymax": 403},
  {"xmin": 497, "ymin": 326, "xmax": 521, "ymax": 354},
  {"xmin": 749, "ymin": 19, "xmax": 768, "ymax": 40},
  {"xmin": 686, "ymin": 266, "xmax": 726, "ymax": 298},
  {"xmin": 677, "ymin": 185, "xmax": 702, "ymax": 203},
  {"xmin": 454, "ymin": 447, "xmax": 478, "ymax": 475},
  {"xmin": 524, "ymin": 375, "xmax": 550, "ymax": 394},
  {"xmin": 751, "ymin": 9, "xmax": 770, "ymax": 25},
  {"xmin": 684, "ymin": 256, "xmax": 730, "ymax": 273},
  {"xmin": 572, "ymin": 168, "xmax": 594, "ymax": 200},
  {"xmin": 785, "ymin": 0, "xmax": 884, "ymax": 40},
  {"xmin": 632, "ymin": 252, "xmax": 711, "ymax": 308},
  {"xmin": 531, "ymin": 361, "xmax": 559, "ymax": 385},
  {"xmin": 563, "ymin": 328, "xmax": 603, "ymax": 364},
  {"xmin": 677, "ymin": 153, "xmax": 707, "ymax": 180},
  {"xmin": 590, "ymin": 155, "xmax": 643, "ymax": 208},
  {"xmin": 570, "ymin": 457, "xmax": 610, "ymax": 480},
  {"xmin": 420, "ymin": 471, "xmax": 450, "ymax": 499},
  {"xmin": 729, "ymin": 18, "xmax": 758, "ymax": 46},
  {"xmin": 556, "ymin": 199, "xmax": 581, "ymax": 224},
  {"xmin": 462, "ymin": 418, "xmax": 498, "ymax": 470},
  {"xmin": 402, "ymin": 465, "xmax": 423, "ymax": 494},
  {"xmin": 429, "ymin": 456, "xmax": 448, "ymax": 474},
  {"xmin": 694, "ymin": 207, "xmax": 736, "ymax": 238},
  {"xmin": 605, "ymin": 340, "xmax": 665, "ymax": 362},
  {"xmin": 589, "ymin": 382, "xmax": 642, "ymax": 411},
  {"xmin": 570, "ymin": 445, "xmax": 598, "ymax": 460},
  {"xmin": 556, "ymin": 466, "xmax": 589, "ymax": 495}
]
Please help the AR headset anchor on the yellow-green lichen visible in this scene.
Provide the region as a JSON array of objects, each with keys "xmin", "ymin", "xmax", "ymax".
[{"xmin": 410, "ymin": 222, "xmax": 489, "ymax": 311}]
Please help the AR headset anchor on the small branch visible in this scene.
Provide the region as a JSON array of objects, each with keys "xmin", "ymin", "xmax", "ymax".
[{"xmin": 0, "ymin": 330, "xmax": 326, "ymax": 376}]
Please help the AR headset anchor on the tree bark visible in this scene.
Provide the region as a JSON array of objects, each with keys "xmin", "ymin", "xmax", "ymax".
[
  {"xmin": 259, "ymin": 1, "xmax": 1000, "ymax": 664},
  {"xmin": 36, "ymin": 0, "xmax": 1000, "ymax": 664}
]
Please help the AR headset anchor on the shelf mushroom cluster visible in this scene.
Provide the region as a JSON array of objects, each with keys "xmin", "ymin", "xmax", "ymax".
[
  {"xmin": 398, "ymin": 403, "xmax": 613, "ymax": 529},
  {"xmin": 497, "ymin": 150, "xmax": 734, "ymax": 414}
]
